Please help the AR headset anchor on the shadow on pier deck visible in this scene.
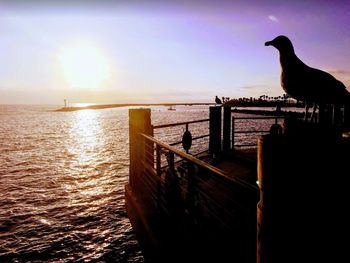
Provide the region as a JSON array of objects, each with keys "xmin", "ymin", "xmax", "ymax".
[
  {"xmin": 215, "ymin": 149, "xmax": 257, "ymax": 184},
  {"xmin": 125, "ymin": 146, "xmax": 259, "ymax": 262}
]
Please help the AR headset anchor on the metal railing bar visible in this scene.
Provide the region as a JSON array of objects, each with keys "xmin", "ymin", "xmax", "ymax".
[
  {"xmin": 234, "ymin": 130, "xmax": 270, "ymax": 134},
  {"xmin": 152, "ymin": 118, "xmax": 209, "ymax": 129},
  {"xmin": 233, "ymin": 116, "xmax": 286, "ymax": 120},
  {"xmin": 192, "ymin": 149, "xmax": 210, "ymax": 157},
  {"xmin": 141, "ymin": 133, "xmax": 258, "ymax": 191},
  {"xmin": 169, "ymin": 134, "xmax": 210, "ymax": 146},
  {"xmin": 234, "ymin": 144, "xmax": 257, "ymax": 147}
]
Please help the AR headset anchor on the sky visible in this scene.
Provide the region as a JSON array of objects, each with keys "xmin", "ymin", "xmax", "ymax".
[{"xmin": 0, "ymin": 0, "xmax": 350, "ymax": 104}]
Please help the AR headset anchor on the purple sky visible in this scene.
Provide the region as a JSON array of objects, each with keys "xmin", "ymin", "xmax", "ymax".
[{"xmin": 0, "ymin": 0, "xmax": 349, "ymax": 104}]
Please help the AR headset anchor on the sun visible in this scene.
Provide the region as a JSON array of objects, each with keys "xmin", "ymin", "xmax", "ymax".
[{"xmin": 58, "ymin": 42, "xmax": 111, "ymax": 89}]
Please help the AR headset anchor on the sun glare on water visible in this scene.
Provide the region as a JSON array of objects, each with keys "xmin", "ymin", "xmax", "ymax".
[{"xmin": 58, "ymin": 42, "xmax": 111, "ymax": 89}]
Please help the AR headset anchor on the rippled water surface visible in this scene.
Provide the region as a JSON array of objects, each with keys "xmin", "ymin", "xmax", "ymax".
[
  {"xmin": 0, "ymin": 104, "xmax": 282, "ymax": 262},
  {"xmin": 0, "ymin": 105, "xmax": 212, "ymax": 262}
]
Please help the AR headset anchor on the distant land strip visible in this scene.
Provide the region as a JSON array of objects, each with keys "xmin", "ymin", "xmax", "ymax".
[{"xmin": 53, "ymin": 103, "xmax": 215, "ymax": 112}]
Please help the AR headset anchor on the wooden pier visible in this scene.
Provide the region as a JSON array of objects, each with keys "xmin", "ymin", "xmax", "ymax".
[{"xmin": 125, "ymin": 106, "xmax": 350, "ymax": 262}]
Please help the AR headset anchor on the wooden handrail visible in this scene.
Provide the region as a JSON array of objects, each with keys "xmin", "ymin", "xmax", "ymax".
[{"xmin": 141, "ymin": 133, "xmax": 258, "ymax": 191}]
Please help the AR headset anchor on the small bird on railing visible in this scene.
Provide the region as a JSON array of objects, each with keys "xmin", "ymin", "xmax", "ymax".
[
  {"xmin": 215, "ymin": 95, "xmax": 222, "ymax": 106},
  {"xmin": 265, "ymin": 35, "xmax": 350, "ymax": 122}
]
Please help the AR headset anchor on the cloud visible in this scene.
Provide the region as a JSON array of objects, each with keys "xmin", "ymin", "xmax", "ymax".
[
  {"xmin": 327, "ymin": 69, "xmax": 350, "ymax": 75},
  {"xmin": 268, "ymin": 15, "xmax": 279, "ymax": 23},
  {"xmin": 239, "ymin": 85, "xmax": 267, "ymax": 90},
  {"xmin": 327, "ymin": 69, "xmax": 350, "ymax": 88}
]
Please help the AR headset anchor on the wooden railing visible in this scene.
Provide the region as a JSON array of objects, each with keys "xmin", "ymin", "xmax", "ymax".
[
  {"xmin": 142, "ymin": 133, "xmax": 258, "ymax": 191},
  {"xmin": 128, "ymin": 108, "xmax": 258, "ymax": 261},
  {"xmin": 128, "ymin": 107, "xmax": 350, "ymax": 262},
  {"xmin": 152, "ymin": 107, "xmax": 287, "ymax": 154},
  {"xmin": 139, "ymin": 132, "xmax": 258, "ymax": 261}
]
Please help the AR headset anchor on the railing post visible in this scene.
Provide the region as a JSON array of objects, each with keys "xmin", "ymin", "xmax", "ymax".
[
  {"xmin": 156, "ymin": 145, "xmax": 161, "ymax": 176},
  {"xmin": 231, "ymin": 116, "xmax": 235, "ymax": 150},
  {"xmin": 223, "ymin": 106, "xmax": 231, "ymax": 154},
  {"xmin": 168, "ymin": 152, "xmax": 175, "ymax": 173},
  {"xmin": 186, "ymin": 162, "xmax": 196, "ymax": 214},
  {"xmin": 209, "ymin": 106, "xmax": 222, "ymax": 159},
  {"xmin": 129, "ymin": 108, "xmax": 152, "ymax": 189}
]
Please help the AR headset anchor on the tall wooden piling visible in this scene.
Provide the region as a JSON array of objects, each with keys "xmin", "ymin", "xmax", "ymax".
[
  {"xmin": 129, "ymin": 108, "xmax": 152, "ymax": 189},
  {"xmin": 209, "ymin": 106, "xmax": 221, "ymax": 159},
  {"xmin": 257, "ymin": 126, "xmax": 349, "ymax": 263}
]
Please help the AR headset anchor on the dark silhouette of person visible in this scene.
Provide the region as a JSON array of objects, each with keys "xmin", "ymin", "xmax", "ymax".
[
  {"xmin": 215, "ymin": 95, "xmax": 222, "ymax": 105},
  {"xmin": 265, "ymin": 35, "xmax": 350, "ymax": 122}
]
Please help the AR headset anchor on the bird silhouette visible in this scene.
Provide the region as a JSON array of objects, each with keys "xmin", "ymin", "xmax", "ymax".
[
  {"xmin": 265, "ymin": 35, "xmax": 350, "ymax": 121},
  {"xmin": 215, "ymin": 95, "xmax": 222, "ymax": 105}
]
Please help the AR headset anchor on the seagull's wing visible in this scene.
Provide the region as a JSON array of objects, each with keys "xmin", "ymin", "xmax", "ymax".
[{"xmin": 306, "ymin": 67, "xmax": 349, "ymax": 103}]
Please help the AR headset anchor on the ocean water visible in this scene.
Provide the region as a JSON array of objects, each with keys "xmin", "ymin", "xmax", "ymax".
[
  {"xmin": 0, "ymin": 104, "xmax": 280, "ymax": 262},
  {"xmin": 0, "ymin": 105, "xmax": 213, "ymax": 262}
]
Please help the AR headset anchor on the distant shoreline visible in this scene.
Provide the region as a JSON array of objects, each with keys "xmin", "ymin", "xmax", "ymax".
[
  {"xmin": 52, "ymin": 102, "xmax": 306, "ymax": 112},
  {"xmin": 52, "ymin": 103, "xmax": 215, "ymax": 112}
]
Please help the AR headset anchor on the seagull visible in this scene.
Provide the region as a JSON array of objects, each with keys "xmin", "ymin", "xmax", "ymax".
[
  {"xmin": 265, "ymin": 35, "xmax": 350, "ymax": 121},
  {"xmin": 215, "ymin": 95, "xmax": 222, "ymax": 105}
]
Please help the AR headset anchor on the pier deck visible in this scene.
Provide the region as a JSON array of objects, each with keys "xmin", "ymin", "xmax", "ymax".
[
  {"xmin": 126, "ymin": 106, "xmax": 350, "ymax": 262},
  {"xmin": 125, "ymin": 148, "xmax": 259, "ymax": 262},
  {"xmin": 215, "ymin": 149, "xmax": 257, "ymax": 184}
]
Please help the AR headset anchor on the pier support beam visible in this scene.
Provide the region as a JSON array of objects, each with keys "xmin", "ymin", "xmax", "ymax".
[{"xmin": 129, "ymin": 108, "xmax": 152, "ymax": 189}]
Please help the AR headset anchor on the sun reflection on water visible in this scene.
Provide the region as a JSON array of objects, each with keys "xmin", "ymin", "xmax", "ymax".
[
  {"xmin": 65, "ymin": 109, "xmax": 110, "ymax": 206},
  {"xmin": 70, "ymin": 110, "xmax": 103, "ymax": 164}
]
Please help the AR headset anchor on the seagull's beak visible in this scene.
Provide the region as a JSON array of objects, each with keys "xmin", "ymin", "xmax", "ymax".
[{"xmin": 265, "ymin": 40, "xmax": 273, "ymax": 46}]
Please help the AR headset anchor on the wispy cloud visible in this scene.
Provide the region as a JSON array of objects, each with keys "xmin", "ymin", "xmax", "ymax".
[
  {"xmin": 327, "ymin": 69, "xmax": 350, "ymax": 88},
  {"xmin": 268, "ymin": 15, "xmax": 279, "ymax": 23},
  {"xmin": 327, "ymin": 69, "xmax": 350, "ymax": 75},
  {"xmin": 239, "ymin": 85, "xmax": 267, "ymax": 90}
]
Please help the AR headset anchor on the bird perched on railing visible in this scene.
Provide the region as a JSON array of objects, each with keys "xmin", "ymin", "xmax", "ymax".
[
  {"xmin": 265, "ymin": 35, "xmax": 350, "ymax": 122},
  {"xmin": 215, "ymin": 95, "xmax": 222, "ymax": 105}
]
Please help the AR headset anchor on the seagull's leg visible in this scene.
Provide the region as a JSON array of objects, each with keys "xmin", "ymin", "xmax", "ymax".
[
  {"xmin": 310, "ymin": 103, "xmax": 317, "ymax": 123},
  {"xmin": 304, "ymin": 103, "xmax": 309, "ymax": 122}
]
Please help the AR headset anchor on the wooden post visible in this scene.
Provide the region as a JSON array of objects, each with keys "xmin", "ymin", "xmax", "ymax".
[
  {"xmin": 129, "ymin": 108, "xmax": 152, "ymax": 189},
  {"xmin": 257, "ymin": 132, "xmax": 349, "ymax": 263},
  {"xmin": 223, "ymin": 106, "xmax": 231, "ymax": 154},
  {"xmin": 209, "ymin": 106, "xmax": 221, "ymax": 159},
  {"xmin": 257, "ymin": 135, "xmax": 284, "ymax": 263}
]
